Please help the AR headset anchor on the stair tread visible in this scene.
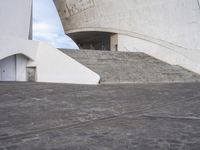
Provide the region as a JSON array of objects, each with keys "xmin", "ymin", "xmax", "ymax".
[{"xmin": 60, "ymin": 49, "xmax": 200, "ymax": 84}]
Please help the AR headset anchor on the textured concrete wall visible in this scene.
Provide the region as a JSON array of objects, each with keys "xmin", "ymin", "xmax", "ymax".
[
  {"xmin": 54, "ymin": 0, "xmax": 200, "ymax": 50},
  {"xmin": 116, "ymin": 34, "xmax": 200, "ymax": 75},
  {"xmin": 0, "ymin": 0, "xmax": 32, "ymax": 39}
]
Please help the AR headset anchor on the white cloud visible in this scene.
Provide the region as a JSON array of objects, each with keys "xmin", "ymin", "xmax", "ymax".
[
  {"xmin": 32, "ymin": 0, "xmax": 78, "ymax": 49},
  {"xmin": 33, "ymin": 22, "xmax": 57, "ymax": 33},
  {"xmin": 33, "ymin": 32, "xmax": 78, "ymax": 49}
]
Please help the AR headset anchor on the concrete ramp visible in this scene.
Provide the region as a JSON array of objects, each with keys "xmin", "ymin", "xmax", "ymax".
[{"xmin": 61, "ymin": 49, "xmax": 200, "ymax": 84}]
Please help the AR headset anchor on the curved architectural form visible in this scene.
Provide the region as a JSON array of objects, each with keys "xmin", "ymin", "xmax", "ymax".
[
  {"xmin": 0, "ymin": 37, "xmax": 100, "ymax": 84},
  {"xmin": 0, "ymin": 0, "xmax": 100, "ymax": 84},
  {"xmin": 0, "ymin": 0, "xmax": 33, "ymax": 82},
  {"xmin": 54, "ymin": 0, "xmax": 200, "ymax": 50},
  {"xmin": 54, "ymin": 0, "xmax": 200, "ymax": 74}
]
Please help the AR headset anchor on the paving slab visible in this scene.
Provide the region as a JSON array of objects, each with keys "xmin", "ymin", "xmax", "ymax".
[{"xmin": 0, "ymin": 82, "xmax": 200, "ymax": 150}]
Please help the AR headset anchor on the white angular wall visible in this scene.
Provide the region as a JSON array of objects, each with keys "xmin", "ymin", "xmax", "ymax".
[
  {"xmin": 0, "ymin": 37, "xmax": 100, "ymax": 84},
  {"xmin": 34, "ymin": 42, "xmax": 100, "ymax": 84}
]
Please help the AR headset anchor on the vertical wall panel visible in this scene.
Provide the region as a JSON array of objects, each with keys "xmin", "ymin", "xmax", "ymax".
[{"xmin": 0, "ymin": 0, "xmax": 32, "ymax": 39}]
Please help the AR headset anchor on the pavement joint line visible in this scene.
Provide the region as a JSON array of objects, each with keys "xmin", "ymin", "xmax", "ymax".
[
  {"xmin": 0, "ymin": 94, "xmax": 200, "ymax": 142},
  {"xmin": 139, "ymin": 115, "xmax": 200, "ymax": 121}
]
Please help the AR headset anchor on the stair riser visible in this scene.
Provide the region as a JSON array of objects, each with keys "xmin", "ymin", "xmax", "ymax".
[{"xmin": 60, "ymin": 49, "xmax": 200, "ymax": 84}]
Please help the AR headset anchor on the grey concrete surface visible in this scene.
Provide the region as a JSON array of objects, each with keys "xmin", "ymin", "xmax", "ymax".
[
  {"xmin": 61, "ymin": 49, "xmax": 200, "ymax": 84},
  {"xmin": 0, "ymin": 82, "xmax": 200, "ymax": 149}
]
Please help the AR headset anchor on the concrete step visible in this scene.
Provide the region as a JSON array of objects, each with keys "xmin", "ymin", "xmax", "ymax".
[{"xmin": 60, "ymin": 49, "xmax": 200, "ymax": 84}]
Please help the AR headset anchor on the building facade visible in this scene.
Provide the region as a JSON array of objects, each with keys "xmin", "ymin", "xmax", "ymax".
[
  {"xmin": 0, "ymin": 0, "xmax": 32, "ymax": 81},
  {"xmin": 0, "ymin": 0, "xmax": 99, "ymax": 84},
  {"xmin": 54, "ymin": 0, "xmax": 200, "ymax": 50},
  {"xmin": 54, "ymin": 0, "xmax": 200, "ymax": 74}
]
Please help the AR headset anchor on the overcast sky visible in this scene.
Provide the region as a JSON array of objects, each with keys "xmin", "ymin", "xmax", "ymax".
[{"xmin": 32, "ymin": 0, "xmax": 78, "ymax": 49}]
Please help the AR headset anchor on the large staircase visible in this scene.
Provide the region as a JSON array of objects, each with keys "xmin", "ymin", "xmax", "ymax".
[{"xmin": 61, "ymin": 49, "xmax": 200, "ymax": 84}]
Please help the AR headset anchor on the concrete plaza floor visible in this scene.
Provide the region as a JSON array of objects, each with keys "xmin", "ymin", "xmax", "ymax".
[{"xmin": 0, "ymin": 82, "xmax": 200, "ymax": 150}]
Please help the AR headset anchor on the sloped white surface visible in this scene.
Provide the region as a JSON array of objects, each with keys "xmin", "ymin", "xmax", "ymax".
[{"xmin": 0, "ymin": 37, "xmax": 100, "ymax": 84}]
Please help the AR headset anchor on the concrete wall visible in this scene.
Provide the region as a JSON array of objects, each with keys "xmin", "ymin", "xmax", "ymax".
[
  {"xmin": 54, "ymin": 0, "xmax": 200, "ymax": 75},
  {"xmin": 55, "ymin": 0, "xmax": 200, "ymax": 50},
  {"xmin": 0, "ymin": 37, "xmax": 39, "ymax": 60},
  {"xmin": 0, "ymin": 37, "xmax": 100, "ymax": 84},
  {"xmin": 110, "ymin": 34, "xmax": 118, "ymax": 52},
  {"xmin": 34, "ymin": 42, "xmax": 100, "ymax": 84},
  {"xmin": 116, "ymin": 34, "xmax": 200, "ymax": 75},
  {"xmin": 16, "ymin": 55, "xmax": 28, "ymax": 81},
  {"xmin": 0, "ymin": 0, "xmax": 32, "ymax": 39},
  {"xmin": 0, "ymin": 55, "xmax": 16, "ymax": 81}
]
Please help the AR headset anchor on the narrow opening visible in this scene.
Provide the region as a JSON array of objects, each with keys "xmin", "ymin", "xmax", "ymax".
[
  {"xmin": 27, "ymin": 67, "xmax": 36, "ymax": 82},
  {"xmin": 69, "ymin": 31, "xmax": 113, "ymax": 51},
  {"xmin": 115, "ymin": 44, "xmax": 118, "ymax": 51}
]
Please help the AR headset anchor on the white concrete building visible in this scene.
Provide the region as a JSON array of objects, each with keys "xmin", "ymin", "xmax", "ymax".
[
  {"xmin": 0, "ymin": 0, "xmax": 32, "ymax": 82},
  {"xmin": 54, "ymin": 0, "xmax": 200, "ymax": 74},
  {"xmin": 1, "ymin": 0, "xmax": 200, "ymax": 84},
  {"xmin": 0, "ymin": 0, "xmax": 100, "ymax": 84}
]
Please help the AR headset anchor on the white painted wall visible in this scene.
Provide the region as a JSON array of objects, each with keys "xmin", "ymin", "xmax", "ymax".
[
  {"xmin": 34, "ymin": 42, "xmax": 100, "ymax": 84},
  {"xmin": 0, "ymin": 37, "xmax": 39, "ymax": 61},
  {"xmin": 0, "ymin": 56, "xmax": 16, "ymax": 81},
  {"xmin": 0, "ymin": 37, "xmax": 100, "ymax": 84},
  {"xmin": 0, "ymin": 54, "xmax": 28, "ymax": 81},
  {"xmin": 16, "ymin": 55, "xmax": 28, "ymax": 81},
  {"xmin": 0, "ymin": 0, "xmax": 32, "ymax": 39},
  {"xmin": 0, "ymin": 0, "xmax": 99, "ymax": 84}
]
